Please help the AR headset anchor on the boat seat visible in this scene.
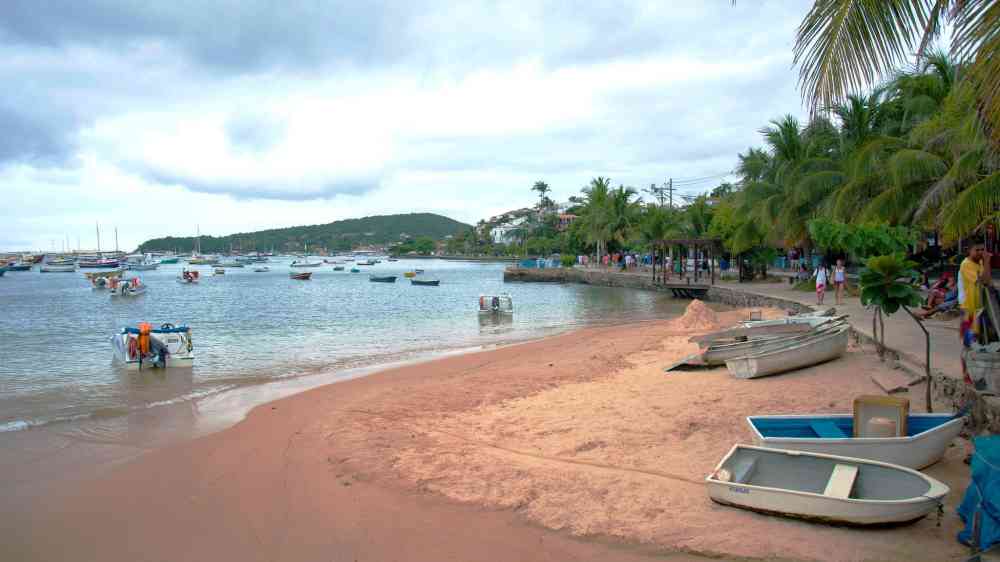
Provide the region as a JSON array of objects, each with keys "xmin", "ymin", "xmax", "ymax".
[
  {"xmin": 810, "ymin": 420, "xmax": 848, "ymax": 438},
  {"xmin": 823, "ymin": 463, "xmax": 858, "ymax": 499},
  {"xmin": 730, "ymin": 457, "xmax": 757, "ymax": 484}
]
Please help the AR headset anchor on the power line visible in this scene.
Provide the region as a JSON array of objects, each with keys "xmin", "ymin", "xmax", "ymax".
[{"xmin": 671, "ymin": 172, "xmax": 733, "ymax": 185}]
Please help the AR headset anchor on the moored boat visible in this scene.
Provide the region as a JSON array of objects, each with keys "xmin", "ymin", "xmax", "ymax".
[
  {"xmin": 706, "ymin": 444, "xmax": 948, "ymax": 526},
  {"xmin": 290, "ymin": 260, "xmax": 322, "ymax": 268},
  {"xmin": 78, "ymin": 258, "xmax": 120, "ymax": 268},
  {"xmin": 108, "ymin": 276, "xmax": 147, "ymax": 297},
  {"xmin": 289, "ymin": 271, "xmax": 312, "ymax": 280},
  {"xmin": 177, "ymin": 269, "xmax": 200, "ymax": 284},
  {"xmin": 479, "ymin": 294, "xmax": 513, "ymax": 315},
  {"xmin": 159, "ymin": 256, "xmax": 180, "ymax": 264},
  {"xmin": 214, "ymin": 267, "xmax": 225, "ymax": 275},
  {"xmin": 85, "ymin": 269, "xmax": 122, "ymax": 289},
  {"xmin": 411, "ymin": 279, "xmax": 440, "ymax": 286},
  {"xmin": 404, "ymin": 271, "xmax": 417, "ymax": 278},
  {"xmin": 369, "ymin": 275, "xmax": 397, "ymax": 283},
  {"xmin": 725, "ymin": 325, "xmax": 849, "ymax": 379},
  {"xmin": 350, "ymin": 267, "xmax": 360, "ymax": 273},
  {"xmin": 253, "ymin": 266, "xmax": 270, "ymax": 272},
  {"xmin": 746, "ymin": 413, "xmax": 964, "ymax": 469},
  {"xmin": 5, "ymin": 262, "xmax": 32, "ymax": 271},
  {"xmin": 111, "ymin": 323, "xmax": 193, "ymax": 370},
  {"xmin": 40, "ymin": 264, "xmax": 77, "ymax": 272}
]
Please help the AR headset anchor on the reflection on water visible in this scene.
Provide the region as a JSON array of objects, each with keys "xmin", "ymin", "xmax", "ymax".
[{"xmin": 0, "ymin": 259, "xmax": 693, "ymax": 433}]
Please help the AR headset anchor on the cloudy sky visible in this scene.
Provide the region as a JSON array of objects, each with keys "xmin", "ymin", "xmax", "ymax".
[{"xmin": 1, "ymin": 1, "xmax": 812, "ymax": 251}]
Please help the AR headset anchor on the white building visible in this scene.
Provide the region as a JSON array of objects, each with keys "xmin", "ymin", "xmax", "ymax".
[{"xmin": 491, "ymin": 216, "xmax": 527, "ymax": 244}]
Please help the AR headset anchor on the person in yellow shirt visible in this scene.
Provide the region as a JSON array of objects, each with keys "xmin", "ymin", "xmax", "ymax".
[{"xmin": 960, "ymin": 241, "xmax": 993, "ymax": 383}]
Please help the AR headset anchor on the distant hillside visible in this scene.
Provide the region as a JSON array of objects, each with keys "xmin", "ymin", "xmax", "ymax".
[{"xmin": 137, "ymin": 213, "xmax": 472, "ymax": 253}]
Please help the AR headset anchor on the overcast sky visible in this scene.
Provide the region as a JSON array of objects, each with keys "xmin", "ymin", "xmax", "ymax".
[{"xmin": 1, "ymin": 1, "xmax": 812, "ymax": 251}]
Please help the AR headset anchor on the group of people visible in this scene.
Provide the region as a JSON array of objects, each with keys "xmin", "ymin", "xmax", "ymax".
[{"xmin": 810, "ymin": 259, "xmax": 849, "ymax": 306}]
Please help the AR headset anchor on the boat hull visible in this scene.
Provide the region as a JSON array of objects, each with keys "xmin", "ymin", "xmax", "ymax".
[
  {"xmin": 706, "ymin": 445, "xmax": 949, "ymax": 526},
  {"xmin": 747, "ymin": 414, "xmax": 964, "ymax": 469},
  {"xmin": 111, "ymin": 329, "xmax": 194, "ymax": 370},
  {"xmin": 726, "ymin": 326, "xmax": 849, "ymax": 379},
  {"xmin": 40, "ymin": 265, "xmax": 76, "ymax": 272}
]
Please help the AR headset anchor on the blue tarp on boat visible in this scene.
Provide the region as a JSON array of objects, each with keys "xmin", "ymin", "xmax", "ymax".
[
  {"xmin": 958, "ymin": 435, "xmax": 1000, "ymax": 549},
  {"xmin": 123, "ymin": 326, "xmax": 190, "ymax": 334}
]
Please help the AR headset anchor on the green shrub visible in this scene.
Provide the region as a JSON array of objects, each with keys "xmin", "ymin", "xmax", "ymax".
[{"xmin": 560, "ymin": 254, "xmax": 576, "ymax": 267}]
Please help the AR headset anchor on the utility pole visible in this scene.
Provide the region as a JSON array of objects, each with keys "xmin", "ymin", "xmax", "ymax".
[{"xmin": 666, "ymin": 178, "xmax": 674, "ymax": 209}]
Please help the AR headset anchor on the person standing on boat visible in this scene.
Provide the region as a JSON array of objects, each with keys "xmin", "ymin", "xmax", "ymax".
[
  {"xmin": 833, "ymin": 259, "xmax": 847, "ymax": 305},
  {"xmin": 813, "ymin": 261, "xmax": 829, "ymax": 305}
]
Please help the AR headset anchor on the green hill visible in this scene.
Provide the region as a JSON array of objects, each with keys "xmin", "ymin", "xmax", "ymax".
[{"xmin": 137, "ymin": 213, "xmax": 472, "ymax": 253}]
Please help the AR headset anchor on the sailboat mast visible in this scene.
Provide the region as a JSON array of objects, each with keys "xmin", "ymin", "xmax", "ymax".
[
  {"xmin": 114, "ymin": 227, "xmax": 119, "ymax": 254},
  {"xmin": 96, "ymin": 222, "xmax": 101, "ymax": 254}
]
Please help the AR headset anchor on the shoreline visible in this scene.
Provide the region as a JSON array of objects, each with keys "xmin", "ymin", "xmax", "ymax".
[{"xmin": 1, "ymin": 303, "xmax": 971, "ymax": 561}]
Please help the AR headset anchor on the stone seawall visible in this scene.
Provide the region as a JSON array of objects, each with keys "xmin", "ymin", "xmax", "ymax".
[{"xmin": 505, "ymin": 266, "xmax": 1000, "ymax": 434}]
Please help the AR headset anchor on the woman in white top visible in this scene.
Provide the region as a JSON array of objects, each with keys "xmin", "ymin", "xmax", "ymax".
[
  {"xmin": 833, "ymin": 258, "xmax": 847, "ymax": 305},
  {"xmin": 814, "ymin": 261, "xmax": 829, "ymax": 305}
]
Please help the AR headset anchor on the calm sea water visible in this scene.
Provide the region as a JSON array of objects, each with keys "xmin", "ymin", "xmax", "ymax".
[{"xmin": 0, "ymin": 259, "xmax": 690, "ymax": 434}]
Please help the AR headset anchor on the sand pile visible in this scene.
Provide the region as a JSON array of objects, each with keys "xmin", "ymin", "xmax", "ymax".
[{"xmin": 671, "ymin": 299, "xmax": 721, "ymax": 331}]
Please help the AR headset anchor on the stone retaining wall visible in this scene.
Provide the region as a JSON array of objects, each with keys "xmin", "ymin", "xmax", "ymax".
[{"xmin": 506, "ymin": 266, "xmax": 1000, "ymax": 434}]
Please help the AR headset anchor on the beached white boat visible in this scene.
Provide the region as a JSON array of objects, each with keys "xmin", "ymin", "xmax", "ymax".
[
  {"xmin": 746, "ymin": 413, "xmax": 964, "ymax": 469},
  {"xmin": 706, "ymin": 444, "xmax": 949, "ymax": 526},
  {"xmin": 111, "ymin": 323, "xmax": 194, "ymax": 370},
  {"xmin": 702, "ymin": 321, "xmax": 848, "ymax": 366},
  {"xmin": 739, "ymin": 315, "xmax": 842, "ymax": 329},
  {"xmin": 725, "ymin": 325, "xmax": 849, "ymax": 379},
  {"xmin": 479, "ymin": 294, "xmax": 513, "ymax": 315}
]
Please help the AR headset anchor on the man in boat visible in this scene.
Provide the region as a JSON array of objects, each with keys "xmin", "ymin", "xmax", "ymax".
[{"xmin": 959, "ymin": 239, "xmax": 993, "ymax": 383}]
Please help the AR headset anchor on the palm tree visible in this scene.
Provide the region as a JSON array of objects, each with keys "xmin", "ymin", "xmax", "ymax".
[
  {"xmin": 532, "ymin": 181, "xmax": 553, "ymax": 210},
  {"xmin": 793, "ymin": 0, "xmax": 1000, "ymax": 152},
  {"xmin": 578, "ymin": 177, "xmax": 613, "ymax": 264},
  {"xmin": 606, "ymin": 185, "xmax": 640, "ymax": 249}
]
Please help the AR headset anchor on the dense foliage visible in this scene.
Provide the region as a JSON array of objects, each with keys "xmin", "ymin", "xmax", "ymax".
[{"xmin": 137, "ymin": 213, "xmax": 472, "ymax": 253}]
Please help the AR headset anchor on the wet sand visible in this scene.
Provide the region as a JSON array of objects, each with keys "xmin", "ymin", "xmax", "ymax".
[{"xmin": 2, "ymin": 304, "xmax": 971, "ymax": 561}]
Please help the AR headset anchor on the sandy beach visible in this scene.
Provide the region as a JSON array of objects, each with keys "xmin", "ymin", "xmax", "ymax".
[{"xmin": 2, "ymin": 302, "xmax": 971, "ymax": 562}]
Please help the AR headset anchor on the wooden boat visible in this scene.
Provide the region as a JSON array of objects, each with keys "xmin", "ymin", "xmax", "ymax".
[
  {"xmin": 706, "ymin": 444, "xmax": 948, "ymax": 526},
  {"xmin": 289, "ymin": 271, "xmax": 312, "ymax": 280},
  {"xmin": 369, "ymin": 275, "xmax": 397, "ymax": 283},
  {"xmin": 410, "ymin": 279, "xmax": 440, "ymax": 286},
  {"xmin": 109, "ymin": 276, "xmax": 147, "ymax": 297},
  {"xmin": 78, "ymin": 258, "xmax": 119, "ymax": 268},
  {"xmin": 702, "ymin": 321, "xmax": 848, "ymax": 366},
  {"xmin": 691, "ymin": 323, "xmax": 814, "ymax": 347},
  {"xmin": 111, "ymin": 323, "xmax": 193, "ymax": 370},
  {"xmin": 725, "ymin": 325, "xmax": 849, "ymax": 379},
  {"xmin": 740, "ymin": 315, "xmax": 843, "ymax": 329},
  {"xmin": 404, "ymin": 271, "xmax": 417, "ymax": 278},
  {"xmin": 290, "ymin": 260, "xmax": 322, "ymax": 268},
  {"xmin": 747, "ymin": 413, "xmax": 965, "ymax": 469},
  {"xmin": 40, "ymin": 264, "xmax": 76, "ymax": 272}
]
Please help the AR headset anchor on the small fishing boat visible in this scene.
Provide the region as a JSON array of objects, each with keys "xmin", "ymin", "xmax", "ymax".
[
  {"xmin": 253, "ymin": 266, "xmax": 270, "ymax": 272},
  {"xmin": 289, "ymin": 271, "xmax": 312, "ymax": 280},
  {"xmin": 404, "ymin": 271, "xmax": 417, "ymax": 278},
  {"xmin": 290, "ymin": 260, "xmax": 322, "ymax": 268},
  {"xmin": 725, "ymin": 325, "xmax": 849, "ymax": 379},
  {"xmin": 369, "ymin": 275, "xmax": 397, "ymax": 283},
  {"xmin": 0, "ymin": 267, "xmax": 5, "ymax": 277},
  {"xmin": 40, "ymin": 264, "xmax": 76, "ymax": 272},
  {"xmin": 388, "ymin": 258, "xmax": 399, "ymax": 262},
  {"xmin": 85, "ymin": 270, "xmax": 122, "ymax": 289},
  {"xmin": 414, "ymin": 269, "xmax": 424, "ymax": 274},
  {"xmin": 188, "ymin": 257, "xmax": 217, "ymax": 265},
  {"xmin": 5, "ymin": 262, "xmax": 32, "ymax": 271},
  {"xmin": 214, "ymin": 267, "xmax": 225, "ymax": 275},
  {"xmin": 479, "ymin": 294, "xmax": 513, "ymax": 315},
  {"xmin": 350, "ymin": 267, "xmax": 360, "ymax": 273},
  {"xmin": 125, "ymin": 261, "xmax": 160, "ymax": 271},
  {"xmin": 177, "ymin": 269, "xmax": 200, "ymax": 284},
  {"xmin": 355, "ymin": 259, "xmax": 375, "ymax": 266},
  {"xmin": 740, "ymin": 315, "xmax": 841, "ymax": 329},
  {"xmin": 411, "ymin": 279, "xmax": 440, "ymax": 286},
  {"xmin": 747, "ymin": 413, "xmax": 965, "ymax": 469},
  {"xmin": 109, "ymin": 276, "xmax": 147, "ymax": 297},
  {"xmin": 706, "ymin": 444, "xmax": 948, "ymax": 526},
  {"xmin": 111, "ymin": 323, "xmax": 194, "ymax": 370},
  {"xmin": 47, "ymin": 257, "xmax": 76, "ymax": 266},
  {"xmin": 333, "ymin": 265, "xmax": 345, "ymax": 271},
  {"xmin": 159, "ymin": 256, "xmax": 179, "ymax": 264},
  {"xmin": 217, "ymin": 261, "xmax": 244, "ymax": 268}
]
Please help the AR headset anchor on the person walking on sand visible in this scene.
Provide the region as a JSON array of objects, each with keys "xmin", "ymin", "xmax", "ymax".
[
  {"xmin": 814, "ymin": 261, "xmax": 829, "ymax": 305},
  {"xmin": 833, "ymin": 259, "xmax": 847, "ymax": 305}
]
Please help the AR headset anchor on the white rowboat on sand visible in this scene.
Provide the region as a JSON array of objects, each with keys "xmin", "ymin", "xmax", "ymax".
[
  {"xmin": 706, "ymin": 444, "xmax": 948, "ymax": 526},
  {"xmin": 725, "ymin": 325, "xmax": 849, "ymax": 379}
]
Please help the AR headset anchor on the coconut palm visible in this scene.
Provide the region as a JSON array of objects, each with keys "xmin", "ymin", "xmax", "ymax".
[
  {"xmin": 578, "ymin": 177, "xmax": 613, "ymax": 264},
  {"xmin": 793, "ymin": 0, "xmax": 1000, "ymax": 151}
]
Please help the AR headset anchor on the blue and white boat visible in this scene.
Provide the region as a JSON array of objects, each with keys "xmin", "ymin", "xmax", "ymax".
[
  {"xmin": 747, "ymin": 413, "xmax": 965, "ymax": 469},
  {"xmin": 111, "ymin": 323, "xmax": 194, "ymax": 370}
]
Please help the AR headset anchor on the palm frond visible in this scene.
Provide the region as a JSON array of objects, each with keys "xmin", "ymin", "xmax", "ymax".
[
  {"xmin": 952, "ymin": 0, "xmax": 1000, "ymax": 150},
  {"xmin": 914, "ymin": 146, "xmax": 984, "ymax": 220},
  {"xmin": 794, "ymin": 0, "xmax": 935, "ymax": 113},
  {"xmin": 793, "ymin": 170, "xmax": 846, "ymax": 204},
  {"xmin": 941, "ymin": 170, "xmax": 1000, "ymax": 240},
  {"xmin": 886, "ymin": 148, "xmax": 947, "ymax": 187}
]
